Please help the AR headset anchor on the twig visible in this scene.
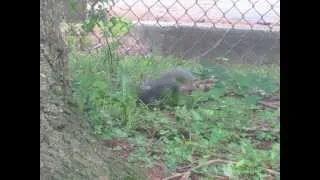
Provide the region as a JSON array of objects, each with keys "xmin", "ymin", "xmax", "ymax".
[
  {"xmin": 163, "ymin": 159, "xmax": 280, "ymax": 180},
  {"xmin": 264, "ymin": 168, "xmax": 280, "ymax": 176},
  {"xmin": 164, "ymin": 159, "xmax": 234, "ymax": 180},
  {"xmin": 180, "ymin": 171, "xmax": 191, "ymax": 180},
  {"xmin": 163, "ymin": 173, "xmax": 184, "ymax": 180},
  {"xmin": 241, "ymin": 127, "xmax": 280, "ymax": 134},
  {"xmin": 193, "ymin": 28, "xmax": 232, "ymax": 60},
  {"xmin": 258, "ymin": 101, "xmax": 280, "ymax": 109},
  {"xmin": 191, "ymin": 159, "xmax": 236, "ymax": 171},
  {"xmin": 224, "ymin": 127, "xmax": 280, "ymax": 134},
  {"xmin": 87, "ymin": 43, "xmax": 104, "ymax": 53}
]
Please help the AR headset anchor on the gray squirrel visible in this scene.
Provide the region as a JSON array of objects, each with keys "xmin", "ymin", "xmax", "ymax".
[{"xmin": 137, "ymin": 67, "xmax": 197, "ymax": 107}]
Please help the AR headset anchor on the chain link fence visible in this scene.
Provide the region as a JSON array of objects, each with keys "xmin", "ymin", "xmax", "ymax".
[{"xmin": 65, "ymin": 0, "xmax": 280, "ymax": 65}]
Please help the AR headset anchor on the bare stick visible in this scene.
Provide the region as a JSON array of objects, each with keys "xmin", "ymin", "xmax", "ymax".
[
  {"xmin": 264, "ymin": 168, "xmax": 280, "ymax": 176},
  {"xmin": 164, "ymin": 159, "xmax": 235, "ymax": 180},
  {"xmin": 241, "ymin": 127, "xmax": 280, "ymax": 134},
  {"xmin": 258, "ymin": 101, "xmax": 280, "ymax": 109},
  {"xmin": 164, "ymin": 159, "xmax": 279, "ymax": 180}
]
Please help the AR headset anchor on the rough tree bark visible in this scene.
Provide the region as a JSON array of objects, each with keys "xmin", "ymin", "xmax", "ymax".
[{"xmin": 40, "ymin": 0, "xmax": 130, "ymax": 179}]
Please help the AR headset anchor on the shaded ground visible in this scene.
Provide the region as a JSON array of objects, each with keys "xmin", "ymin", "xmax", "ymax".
[
  {"xmin": 69, "ymin": 51, "xmax": 280, "ymax": 179},
  {"xmin": 102, "ymin": 90, "xmax": 280, "ymax": 180}
]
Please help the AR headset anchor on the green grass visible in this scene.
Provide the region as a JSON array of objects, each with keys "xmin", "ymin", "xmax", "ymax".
[{"xmin": 69, "ymin": 47, "xmax": 280, "ymax": 179}]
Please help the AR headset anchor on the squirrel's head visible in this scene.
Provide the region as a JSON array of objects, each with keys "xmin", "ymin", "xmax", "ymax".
[{"xmin": 139, "ymin": 76, "xmax": 153, "ymax": 91}]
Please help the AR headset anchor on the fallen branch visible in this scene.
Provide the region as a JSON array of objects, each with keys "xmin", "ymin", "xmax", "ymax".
[
  {"xmin": 258, "ymin": 101, "xmax": 280, "ymax": 109},
  {"xmin": 191, "ymin": 159, "xmax": 236, "ymax": 171},
  {"xmin": 225, "ymin": 127, "xmax": 280, "ymax": 134},
  {"xmin": 241, "ymin": 127, "xmax": 280, "ymax": 134},
  {"xmin": 163, "ymin": 159, "xmax": 279, "ymax": 180},
  {"xmin": 164, "ymin": 159, "xmax": 234, "ymax": 180},
  {"xmin": 264, "ymin": 168, "xmax": 280, "ymax": 176},
  {"xmin": 180, "ymin": 171, "xmax": 191, "ymax": 180}
]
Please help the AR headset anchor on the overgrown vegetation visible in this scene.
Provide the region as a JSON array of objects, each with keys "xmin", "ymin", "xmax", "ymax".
[
  {"xmin": 69, "ymin": 45, "xmax": 280, "ymax": 179},
  {"xmin": 64, "ymin": 1, "xmax": 279, "ymax": 179}
]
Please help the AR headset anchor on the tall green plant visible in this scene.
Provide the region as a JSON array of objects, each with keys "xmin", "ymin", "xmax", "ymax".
[{"xmin": 67, "ymin": 0, "xmax": 133, "ymax": 87}]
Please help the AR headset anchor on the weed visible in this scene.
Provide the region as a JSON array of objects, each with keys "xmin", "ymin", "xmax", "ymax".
[{"xmin": 70, "ymin": 47, "xmax": 280, "ymax": 179}]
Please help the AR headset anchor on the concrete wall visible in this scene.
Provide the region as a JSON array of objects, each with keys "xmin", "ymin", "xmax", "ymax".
[{"xmin": 128, "ymin": 24, "xmax": 280, "ymax": 65}]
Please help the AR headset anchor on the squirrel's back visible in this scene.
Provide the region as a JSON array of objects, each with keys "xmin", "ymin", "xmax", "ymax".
[
  {"xmin": 138, "ymin": 68, "xmax": 196, "ymax": 106},
  {"xmin": 159, "ymin": 67, "xmax": 196, "ymax": 83}
]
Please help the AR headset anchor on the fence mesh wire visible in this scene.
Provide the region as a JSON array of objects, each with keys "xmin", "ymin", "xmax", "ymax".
[{"xmin": 67, "ymin": 0, "xmax": 280, "ymax": 64}]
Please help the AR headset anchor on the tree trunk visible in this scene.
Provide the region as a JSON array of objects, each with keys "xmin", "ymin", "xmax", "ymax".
[{"xmin": 40, "ymin": 0, "xmax": 131, "ymax": 179}]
